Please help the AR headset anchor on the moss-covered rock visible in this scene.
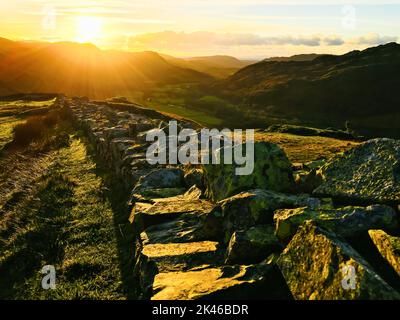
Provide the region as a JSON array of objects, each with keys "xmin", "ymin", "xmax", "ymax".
[
  {"xmin": 274, "ymin": 205, "xmax": 398, "ymax": 242},
  {"xmin": 277, "ymin": 221, "xmax": 400, "ymax": 300},
  {"xmin": 225, "ymin": 225, "xmax": 283, "ymax": 265},
  {"xmin": 368, "ymin": 230, "xmax": 400, "ymax": 277},
  {"xmin": 134, "ymin": 168, "xmax": 185, "ymax": 191},
  {"xmin": 203, "ymin": 142, "xmax": 294, "ymax": 202},
  {"xmin": 314, "ymin": 138, "xmax": 400, "ymax": 205},
  {"xmin": 219, "ymin": 189, "xmax": 322, "ymax": 242}
]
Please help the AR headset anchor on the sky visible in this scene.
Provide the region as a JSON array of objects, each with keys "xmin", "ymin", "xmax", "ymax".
[{"xmin": 0, "ymin": 0, "xmax": 399, "ymax": 59}]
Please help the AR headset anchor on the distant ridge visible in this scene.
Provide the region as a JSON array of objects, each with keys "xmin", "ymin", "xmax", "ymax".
[
  {"xmin": 264, "ymin": 53, "xmax": 325, "ymax": 62},
  {"xmin": 0, "ymin": 37, "xmax": 212, "ymax": 99},
  {"xmin": 161, "ymin": 54, "xmax": 255, "ymax": 78}
]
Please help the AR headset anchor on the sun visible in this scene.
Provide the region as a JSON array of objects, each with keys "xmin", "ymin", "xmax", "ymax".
[{"xmin": 75, "ymin": 16, "xmax": 103, "ymax": 43}]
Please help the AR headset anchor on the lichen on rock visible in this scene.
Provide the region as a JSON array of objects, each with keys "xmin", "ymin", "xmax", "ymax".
[
  {"xmin": 314, "ymin": 138, "xmax": 400, "ymax": 205},
  {"xmin": 277, "ymin": 221, "xmax": 400, "ymax": 300},
  {"xmin": 274, "ymin": 205, "xmax": 398, "ymax": 242},
  {"xmin": 203, "ymin": 142, "xmax": 294, "ymax": 202}
]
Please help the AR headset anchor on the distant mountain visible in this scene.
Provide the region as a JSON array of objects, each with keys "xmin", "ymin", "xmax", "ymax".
[
  {"xmin": 264, "ymin": 54, "xmax": 324, "ymax": 62},
  {"xmin": 0, "ymin": 38, "xmax": 211, "ymax": 99},
  {"xmin": 222, "ymin": 43, "xmax": 400, "ymax": 136},
  {"xmin": 162, "ymin": 54, "xmax": 255, "ymax": 78}
]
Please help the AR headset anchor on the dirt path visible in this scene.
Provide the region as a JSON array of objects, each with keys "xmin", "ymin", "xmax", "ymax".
[{"xmin": 0, "ymin": 136, "xmax": 134, "ymax": 299}]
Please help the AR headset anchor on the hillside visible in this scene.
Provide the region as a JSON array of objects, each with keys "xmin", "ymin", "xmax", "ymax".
[
  {"xmin": 0, "ymin": 38, "xmax": 212, "ymax": 99},
  {"xmin": 264, "ymin": 53, "xmax": 324, "ymax": 62},
  {"xmin": 222, "ymin": 43, "xmax": 400, "ymax": 136},
  {"xmin": 162, "ymin": 54, "xmax": 255, "ymax": 78}
]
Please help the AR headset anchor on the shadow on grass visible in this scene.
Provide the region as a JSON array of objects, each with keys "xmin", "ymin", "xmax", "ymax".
[
  {"xmin": 0, "ymin": 174, "xmax": 75, "ymax": 299},
  {"xmin": 79, "ymin": 134, "xmax": 139, "ymax": 300}
]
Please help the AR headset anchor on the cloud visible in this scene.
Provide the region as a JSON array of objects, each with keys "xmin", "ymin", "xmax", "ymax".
[
  {"xmin": 127, "ymin": 31, "xmax": 397, "ymax": 50},
  {"xmin": 323, "ymin": 36, "xmax": 345, "ymax": 46},
  {"xmin": 128, "ymin": 31, "xmax": 327, "ymax": 48},
  {"xmin": 352, "ymin": 33, "xmax": 398, "ymax": 45}
]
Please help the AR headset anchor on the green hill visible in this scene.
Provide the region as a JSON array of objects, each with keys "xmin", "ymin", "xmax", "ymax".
[{"xmin": 222, "ymin": 42, "xmax": 400, "ymax": 136}]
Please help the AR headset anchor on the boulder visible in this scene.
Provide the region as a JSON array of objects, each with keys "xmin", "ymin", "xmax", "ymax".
[
  {"xmin": 225, "ymin": 225, "xmax": 282, "ymax": 265},
  {"xmin": 368, "ymin": 230, "xmax": 400, "ymax": 277},
  {"xmin": 203, "ymin": 142, "xmax": 294, "ymax": 202},
  {"xmin": 274, "ymin": 205, "xmax": 398, "ymax": 242},
  {"xmin": 277, "ymin": 221, "xmax": 400, "ymax": 300},
  {"xmin": 134, "ymin": 168, "xmax": 185, "ymax": 191},
  {"xmin": 314, "ymin": 138, "xmax": 400, "ymax": 205},
  {"xmin": 218, "ymin": 189, "xmax": 322, "ymax": 242}
]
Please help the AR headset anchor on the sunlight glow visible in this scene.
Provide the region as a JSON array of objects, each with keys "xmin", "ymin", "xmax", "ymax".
[{"xmin": 75, "ymin": 16, "xmax": 103, "ymax": 43}]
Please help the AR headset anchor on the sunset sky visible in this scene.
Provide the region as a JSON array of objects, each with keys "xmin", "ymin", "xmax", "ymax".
[{"xmin": 1, "ymin": 0, "xmax": 399, "ymax": 59}]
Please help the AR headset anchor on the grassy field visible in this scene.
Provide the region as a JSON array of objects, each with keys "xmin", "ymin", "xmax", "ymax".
[
  {"xmin": 254, "ymin": 130, "xmax": 359, "ymax": 163},
  {"xmin": 0, "ymin": 117, "xmax": 26, "ymax": 150},
  {"xmin": 131, "ymin": 85, "xmax": 223, "ymax": 127},
  {"xmin": 0, "ymin": 98, "xmax": 56, "ymax": 150},
  {"xmin": 0, "ymin": 135, "xmax": 135, "ymax": 300}
]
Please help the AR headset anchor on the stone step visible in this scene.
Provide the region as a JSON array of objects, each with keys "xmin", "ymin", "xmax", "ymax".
[
  {"xmin": 151, "ymin": 263, "xmax": 292, "ymax": 300},
  {"xmin": 142, "ymin": 241, "xmax": 222, "ymax": 274},
  {"xmin": 130, "ymin": 198, "xmax": 216, "ymax": 232}
]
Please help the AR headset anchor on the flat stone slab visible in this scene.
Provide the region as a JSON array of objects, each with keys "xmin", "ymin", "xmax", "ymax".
[
  {"xmin": 151, "ymin": 263, "xmax": 289, "ymax": 300},
  {"xmin": 140, "ymin": 213, "xmax": 207, "ymax": 245},
  {"xmin": 142, "ymin": 241, "xmax": 221, "ymax": 274},
  {"xmin": 130, "ymin": 198, "xmax": 215, "ymax": 232}
]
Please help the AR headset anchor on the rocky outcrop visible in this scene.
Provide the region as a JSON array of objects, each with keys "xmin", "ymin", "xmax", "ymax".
[
  {"xmin": 274, "ymin": 205, "xmax": 398, "ymax": 242},
  {"xmin": 314, "ymin": 139, "xmax": 400, "ymax": 205},
  {"xmin": 203, "ymin": 142, "xmax": 294, "ymax": 202},
  {"xmin": 277, "ymin": 222, "xmax": 400, "ymax": 300}
]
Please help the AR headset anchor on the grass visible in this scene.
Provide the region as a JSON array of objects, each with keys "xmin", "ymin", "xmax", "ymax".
[
  {"xmin": 0, "ymin": 99, "xmax": 56, "ymax": 118},
  {"xmin": 0, "ymin": 117, "xmax": 25, "ymax": 150},
  {"xmin": 254, "ymin": 130, "xmax": 359, "ymax": 163},
  {"xmin": 131, "ymin": 85, "xmax": 223, "ymax": 127},
  {"xmin": 0, "ymin": 98, "xmax": 57, "ymax": 151},
  {"xmin": 0, "ymin": 136, "xmax": 136, "ymax": 300}
]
